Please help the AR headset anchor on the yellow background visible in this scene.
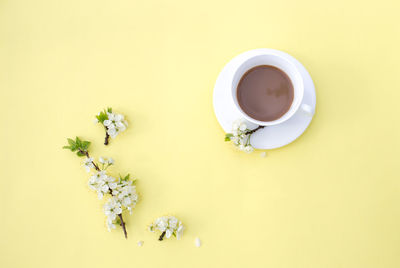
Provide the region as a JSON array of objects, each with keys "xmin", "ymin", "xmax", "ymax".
[{"xmin": 1, "ymin": 0, "xmax": 400, "ymax": 267}]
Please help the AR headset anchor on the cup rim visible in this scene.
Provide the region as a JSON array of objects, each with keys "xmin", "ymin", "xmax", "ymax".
[{"xmin": 231, "ymin": 53, "xmax": 304, "ymax": 126}]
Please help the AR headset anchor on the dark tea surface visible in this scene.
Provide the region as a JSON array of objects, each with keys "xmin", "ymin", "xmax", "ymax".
[{"xmin": 237, "ymin": 65, "xmax": 294, "ymax": 122}]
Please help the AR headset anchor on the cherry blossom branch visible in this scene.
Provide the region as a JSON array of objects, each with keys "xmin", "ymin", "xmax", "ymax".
[
  {"xmin": 87, "ymin": 152, "xmax": 127, "ymax": 239},
  {"xmin": 94, "ymin": 108, "xmax": 128, "ymax": 146},
  {"xmin": 77, "ymin": 147, "xmax": 128, "ymax": 239},
  {"xmin": 225, "ymin": 120, "xmax": 267, "ymax": 153},
  {"xmin": 149, "ymin": 216, "xmax": 185, "ymax": 241}
]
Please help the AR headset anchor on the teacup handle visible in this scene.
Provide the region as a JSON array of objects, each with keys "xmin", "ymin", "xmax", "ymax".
[{"xmin": 301, "ymin": 104, "xmax": 314, "ymax": 117}]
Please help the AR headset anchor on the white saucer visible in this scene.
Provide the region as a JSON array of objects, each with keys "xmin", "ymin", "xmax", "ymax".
[{"xmin": 213, "ymin": 49, "xmax": 316, "ymax": 149}]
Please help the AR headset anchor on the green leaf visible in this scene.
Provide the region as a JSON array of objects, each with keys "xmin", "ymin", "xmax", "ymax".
[
  {"xmin": 225, "ymin": 133, "xmax": 233, "ymax": 141},
  {"xmin": 82, "ymin": 141, "xmax": 90, "ymax": 150},
  {"xmin": 67, "ymin": 138, "xmax": 75, "ymax": 146},
  {"xmin": 107, "ymin": 107, "xmax": 112, "ymax": 113},
  {"xmin": 119, "ymin": 174, "xmax": 132, "ymax": 182},
  {"xmin": 75, "ymin": 137, "xmax": 82, "ymax": 147},
  {"xmin": 64, "ymin": 137, "xmax": 90, "ymax": 154},
  {"xmin": 76, "ymin": 151, "xmax": 85, "ymax": 157},
  {"xmin": 96, "ymin": 110, "xmax": 109, "ymax": 123}
]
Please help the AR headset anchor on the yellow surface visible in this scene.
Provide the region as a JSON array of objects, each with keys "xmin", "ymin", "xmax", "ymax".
[{"xmin": 1, "ymin": 0, "xmax": 400, "ymax": 267}]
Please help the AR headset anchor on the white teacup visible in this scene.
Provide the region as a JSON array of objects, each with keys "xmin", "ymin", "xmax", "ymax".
[{"xmin": 231, "ymin": 52, "xmax": 313, "ymax": 126}]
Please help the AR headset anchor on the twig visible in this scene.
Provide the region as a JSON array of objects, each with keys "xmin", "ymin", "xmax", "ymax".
[
  {"xmin": 245, "ymin": 125, "xmax": 265, "ymax": 135},
  {"xmin": 159, "ymin": 231, "xmax": 166, "ymax": 241},
  {"xmin": 245, "ymin": 125, "xmax": 266, "ymax": 146},
  {"xmin": 119, "ymin": 214, "xmax": 128, "ymax": 239},
  {"xmin": 79, "ymin": 150, "xmax": 101, "ymax": 171},
  {"xmin": 104, "ymin": 128, "xmax": 110, "ymax": 145}
]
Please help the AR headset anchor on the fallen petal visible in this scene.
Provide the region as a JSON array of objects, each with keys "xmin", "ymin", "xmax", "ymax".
[{"xmin": 195, "ymin": 237, "xmax": 201, "ymax": 247}]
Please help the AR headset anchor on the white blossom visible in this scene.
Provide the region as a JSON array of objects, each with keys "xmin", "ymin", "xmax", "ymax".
[
  {"xmin": 106, "ymin": 219, "xmax": 116, "ymax": 231},
  {"xmin": 225, "ymin": 119, "xmax": 256, "ymax": 153},
  {"xmin": 232, "ymin": 121, "xmax": 239, "ymax": 130},
  {"xmin": 103, "ymin": 111, "xmax": 128, "ymax": 139},
  {"xmin": 104, "ymin": 197, "xmax": 122, "ymax": 221},
  {"xmin": 88, "ymin": 171, "xmax": 118, "ymax": 200},
  {"xmin": 107, "ymin": 127, "xmax": 117, "ymax": 138},
  {"xmin": 149, "ymin": 216, "xmax": 184, "ymax": 240},
  {"xmin": 98, "ymin": 156, "xmax": 114, "ymax": 167},
  {"xmin": 244, "ymin": 145, "xmax": 254, "ymax": 153},
  {"xmin": 115, "ymin": 114, "xmax": 124, "ymax": 121},
  {"xmin": 176, "ymin": 222, "xmax": 184, "ymax": 240},
  {"xmin": 239, "ymin": 122, "xmax": 247, "ymax": 131},
  {"xmin": 83, "ymin": 157, "xmax": 94, "ymax": 172}
]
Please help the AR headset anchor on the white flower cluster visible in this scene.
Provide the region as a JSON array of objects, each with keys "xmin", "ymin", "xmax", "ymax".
[
  {"xmin": 95, "ymin": 109, "xmax": 128, "ymax": 139},
  {"xmin": 104, "ymin": 177, "xmax": 137, "ymax": 231},
  {"xmin": 227, "ymin": 119, "xmax": 254, "ymax": 153},
  {"xmin": 104, "ymin": 197, "xmax": 122, "ymax": 230},
  {"xmin": 83, "ymin": 156, "xmax": 114, "ymax": 173},
  {"xmin": 103, "ymin": 112, "xmax": 128, "ymax": 139},
  {"xmin": 149, "ymin": 216, "xmax": 184, "ymax": 240},
  {"xmin": 85, "ymin": 157, "xmax": 138, "ymax": 231},
  {"xmin": 88, "ymin": 170, "xmax": 117, "ymax": 199},
  {"xmin": 99, "ymin": 156, "xmax": 114, "ymax": 165}
]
